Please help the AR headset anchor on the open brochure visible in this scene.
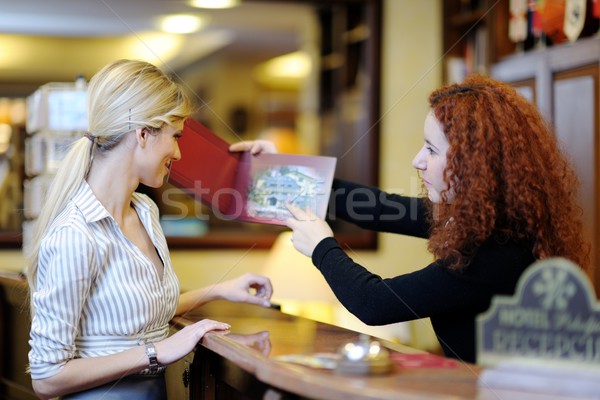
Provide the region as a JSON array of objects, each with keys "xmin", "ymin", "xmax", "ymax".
[{"xmin": 169, "ymin": 118, "xmax": 337, "ymax": 226}]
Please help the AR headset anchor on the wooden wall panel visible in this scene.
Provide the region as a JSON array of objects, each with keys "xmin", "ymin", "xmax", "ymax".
[{"xmin": 553, "ymin": 65, "xmax": 599, "ymax": 290}]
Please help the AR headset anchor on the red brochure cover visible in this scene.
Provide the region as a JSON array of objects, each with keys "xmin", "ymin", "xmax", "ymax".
[{"xmin": 169, "ymin": 118, "xmax": 337, "ymax": 226}]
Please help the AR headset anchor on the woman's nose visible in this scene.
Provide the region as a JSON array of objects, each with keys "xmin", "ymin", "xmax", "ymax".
[
  {"xmin": 412, "ymin": 148, "xmax": 426, "ymax": 170},
  {"xmin": 173, "ymin": 143, "xmax": 182, "ymax": 161}
]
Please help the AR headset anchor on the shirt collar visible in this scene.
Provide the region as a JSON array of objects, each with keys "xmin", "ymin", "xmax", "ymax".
[
  {"xmin": 73, "ymin": 181, "xmax": 153, "ymax": 225},
  {"xmin": 73, "ymin": 181, "xmax": 112, "ymax": 224},
  {"xmin": 131, "ymin": 191, "xmax": 153, "ymax": 232}
]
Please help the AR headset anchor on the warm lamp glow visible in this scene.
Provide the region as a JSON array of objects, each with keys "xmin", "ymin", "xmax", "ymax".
[
  {"xmin": 0, "ymin": 35, "xmax": 30, "ymax": 68},
  {"xmin": 253, "ymin": 51, "xmax": 311, "ymax": 90},
  {"xmin": 264, "ymin": 232, "xmax": 413, "ymax": 343},
  {"xmin": 263, "ymin": 51, "xmax": 311, "ymax": 78},
  {"xmin": 263, "ymin": 231, "xmax": 336, "ymax": 302},
  {"xmin": 189, "ymin": 0, "xmax": 240, "ymax": 9},
  {"xmin": 126, "ymin": 32, "xmax": 184, "ymax": 65},
  {"xmin": 160, "ymin": 14, "xmax": 206, "ymax": 34},
  {"xmin": 258, "ymin": 127, "xmax": 301, "ymax": 154},
  {"xmin": 262, "ymin": 232, "xmax": 336, "ymax": 323}
]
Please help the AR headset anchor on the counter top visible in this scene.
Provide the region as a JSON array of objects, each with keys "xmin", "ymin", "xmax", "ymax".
[
  {"xmin": 172, "ymin": 301, "xmax": 489, "ymax": 400},
  {"xmin": 172, "ymin": 301, "xmax": 579, "ymax": 400},
  {"xmin": 0, "ymin": 272, "xmax": 577, "ymax": 400}
]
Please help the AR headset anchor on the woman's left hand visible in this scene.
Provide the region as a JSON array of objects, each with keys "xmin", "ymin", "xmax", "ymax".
[
  {"xmin": 229, "ymin": 140, "xmax": 278, "ymax": 155},
  {"xmin": 285, "ymin": 203, "xmax": 334, "ymax": 257},
  {"xmin": 218, "ymin": 273, "xmax": 273, "ymax": 307}
]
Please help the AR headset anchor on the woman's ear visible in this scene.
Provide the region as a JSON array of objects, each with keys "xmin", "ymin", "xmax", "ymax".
[{"xmin": 135, "ymin": 127, "xmax": 147, "ymax": 148}]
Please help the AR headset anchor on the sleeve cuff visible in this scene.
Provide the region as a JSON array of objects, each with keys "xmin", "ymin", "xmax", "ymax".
[{"xmin": 28, "ymin": 359, "xmax": 66, "ymax": 380}]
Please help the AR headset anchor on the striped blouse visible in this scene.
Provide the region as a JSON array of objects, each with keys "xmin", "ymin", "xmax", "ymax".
[{"xmin": 28, "ymin": 181, "xmax": 180, "ymax": 380}]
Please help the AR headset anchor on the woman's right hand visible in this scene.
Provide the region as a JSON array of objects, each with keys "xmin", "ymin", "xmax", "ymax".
[
  {"xmin": 285, "ymin": 203, "xmax": 334, "ymax": 257},
  {"xmin": 229, "ymin": 140, "xmax": 278, "ymax": 155},
  {"xmin": 155, "ymin": 319, "xmax": 230, "ymax": 365},
  {"xmin": 216, "ymin": 273, "xmax": 273, "ymax": 307}
]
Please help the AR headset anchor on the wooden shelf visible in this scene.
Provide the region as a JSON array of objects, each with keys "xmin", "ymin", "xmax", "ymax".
[
  {"xmin": 448, "ymin": 9, "xmax": 486, "ymax": 28},
  {"xmin": 442, "ymin": 0, "xmax": 515, "ymax": 81}
]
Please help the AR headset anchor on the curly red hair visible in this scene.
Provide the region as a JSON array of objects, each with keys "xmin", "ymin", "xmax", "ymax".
[{"xmin": 427, "ymin": 75, "xmax": 589, "ymax": 271}]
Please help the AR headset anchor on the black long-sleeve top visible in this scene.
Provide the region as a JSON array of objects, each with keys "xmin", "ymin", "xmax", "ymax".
[{"xmin": 312, "ymin": 179, "xmax": 535, "ymax": 363}]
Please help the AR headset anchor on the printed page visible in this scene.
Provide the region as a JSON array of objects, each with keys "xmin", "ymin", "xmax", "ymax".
[{"xmin": 231, "ymin": 152, "xmax": 337, "ymax": 225}]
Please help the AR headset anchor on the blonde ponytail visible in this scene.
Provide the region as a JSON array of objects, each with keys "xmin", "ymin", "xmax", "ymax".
[{"xmin": 24, "ymin": 137, "xmax": 93, "ymax": 290}]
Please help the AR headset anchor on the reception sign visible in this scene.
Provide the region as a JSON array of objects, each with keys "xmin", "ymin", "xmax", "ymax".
[{"xmin": 477, "ymin": 257, "xmax": 600, "ymax": 367}]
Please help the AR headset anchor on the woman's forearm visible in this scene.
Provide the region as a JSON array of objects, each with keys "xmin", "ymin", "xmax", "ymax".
[
  {"xmin": 175, "ymin": 286, "xmax": 221, "ymax": 316},
  {"xmin": 32, "ymin": 345, "xmax": 148, "ymax": 400}
]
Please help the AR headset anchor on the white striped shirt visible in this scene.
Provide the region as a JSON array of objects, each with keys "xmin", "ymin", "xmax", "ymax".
[{"xmin": 28, "ymin": 181, "xmax": 180, "ymax": 380}]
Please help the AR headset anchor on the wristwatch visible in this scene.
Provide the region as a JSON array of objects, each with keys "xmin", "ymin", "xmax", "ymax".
[{"xmin": 145, "ymin": 342, "xmax": 159, "ymax": 373}]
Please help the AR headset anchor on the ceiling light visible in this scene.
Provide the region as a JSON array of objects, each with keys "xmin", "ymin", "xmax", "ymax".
[
  {"xmin": 261, "ymin": 51, "xmax": 311, "ymax": 79},
  {"xmin": 160, "ymin": 14, "xmax": 206, "ymax": 34},
  {"xmin": 253, "ymin": 51, "xmax": 312, "ymax": 90},
  {"xmin": 189, "ymin": 0, "xmax": 240, "ymax": 9},
  {"xmin": 126, "ymin": 32, "xmax": 184, "ymax": 64}
]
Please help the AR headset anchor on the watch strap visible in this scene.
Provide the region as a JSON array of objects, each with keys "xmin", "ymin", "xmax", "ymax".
[{"xmin": 145, "ymin": 342, "xmax": 160, "ymax": 373}]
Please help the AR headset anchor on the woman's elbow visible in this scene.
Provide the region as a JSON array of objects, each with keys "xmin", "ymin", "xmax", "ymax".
[
  {"xmin": 32, "ymin": 377, "xmax": 62, "ymax": 400},
  {"xmin": 357, "ymin": 315, "xmax": 387, "ymax": 326},
  {"xmin": 350, "ymin": 308, "xmax": 387, "ymax": 326},
  {"xmin": 349, "ymin": 305, "xmax": 404, "ymax": 326}
]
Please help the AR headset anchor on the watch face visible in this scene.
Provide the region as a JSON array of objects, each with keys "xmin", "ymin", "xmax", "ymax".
[
  {"xmin": 146, "ymin": 344, "xmax": 157, "ymax": 357},
  {"xmin": 145, "ymin": 343, "xmax": 159, "ymax": 371}
]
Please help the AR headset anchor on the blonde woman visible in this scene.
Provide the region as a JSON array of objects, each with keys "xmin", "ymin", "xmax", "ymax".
[{"xmin": 26, "ymin": 59, "xmax": 273, "ymax": 399}]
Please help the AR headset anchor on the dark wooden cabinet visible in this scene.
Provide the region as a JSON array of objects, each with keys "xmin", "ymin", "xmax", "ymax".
[
  {"xmin": 165, "ymin": 342, "xmax": 195, "ymax": 400},
  {"xmin": 492, "ymin": 36, "xmax": 600, "ymax": 293},
  {"xmin": 0, "ymin": 273, "xmax": 36, "ymax": 400},
  {"xmin": 442, "ymin": 0, "xmax": 515, "ymax": 80},
  {"xmin": 312, "ymin": 0, "xmax": 382, "ymax": 249},
  {"xmin": 0, "ymin": 125, "xmax": 26, "ymax": 249}
]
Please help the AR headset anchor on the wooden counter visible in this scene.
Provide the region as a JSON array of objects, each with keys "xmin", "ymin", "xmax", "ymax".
[
  {"xmin": 170, "ymin": 301, "xmax": 580, "ymax": 400},
  {"xmin": 169, "ymin": 301, "xmax": 489, "ymax": 400},
  {"xmin": 0, "ymin": 271, "xmax": 576, "ymax": 400}
]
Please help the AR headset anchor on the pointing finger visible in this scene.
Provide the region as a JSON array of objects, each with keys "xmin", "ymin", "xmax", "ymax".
[
  {"xmin": 286, "ymin": 202, "xmax": 309, "ymax": 220},
  {"xmin": 285, "ymin": 217, "xmax": 299, "ymax": 230}
]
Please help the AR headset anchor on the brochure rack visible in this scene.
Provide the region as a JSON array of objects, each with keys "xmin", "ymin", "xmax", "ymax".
[{"xmin": 22, "ymin": 78, "xmax": 87, "ymax": 252}]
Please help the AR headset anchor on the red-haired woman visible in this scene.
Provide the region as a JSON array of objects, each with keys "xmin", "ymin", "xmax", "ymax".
[{"xmin": 230, "ymin": 75, "xmax": 588, "ymax": 364}]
